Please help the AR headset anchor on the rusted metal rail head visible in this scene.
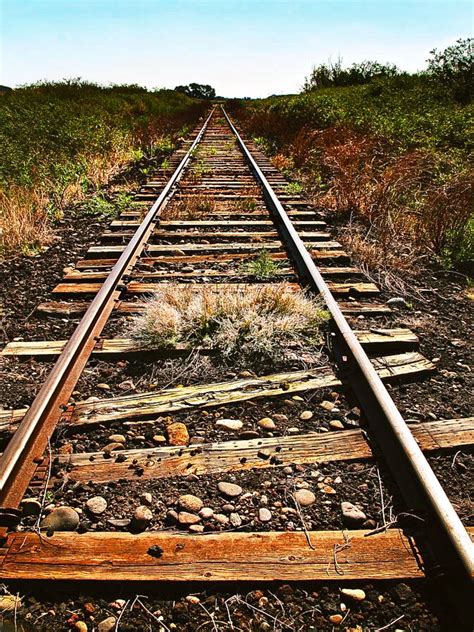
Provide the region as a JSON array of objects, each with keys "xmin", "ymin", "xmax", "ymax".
[
  {"xmin": 0, "ymin": 108, "xmax": 215, "ymax": 520},
  {"xmin": 221, "ymin": 107, "xmax": 473, "ymax": 623}
]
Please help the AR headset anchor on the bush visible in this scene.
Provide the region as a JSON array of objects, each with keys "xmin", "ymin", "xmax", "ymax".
[
  {"xmin": 130, "ymin": 283, "xmax": 328, "ymax": 365},
  {"xmin": 427, "ymin": 38, "xmax": 473, "ymax": 104}
]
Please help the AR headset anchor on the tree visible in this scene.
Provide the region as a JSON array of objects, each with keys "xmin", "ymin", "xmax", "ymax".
[
  {"xmin": 427, "ymin": 38, "xmax": 473, "ymax": 103},
  {"xmin": 303, "ymin": 58, "xmax": 399, "ymax": 91},
  {"xmin": 174, "ymin": 83, "xmax": 216, "ymax": 99}
]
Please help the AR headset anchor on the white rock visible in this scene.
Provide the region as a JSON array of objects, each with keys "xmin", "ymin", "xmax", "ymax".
[
  {"xmin": 294, "ymin": 489, "xmax": 316, "ymax": 507},
  {"xmin": 86, "ymin": 496, "xmax": 107, "ymax": 515},
  {"xmin": 216, "ymin": 419, "xmax": 243, "ymax": 431},
  {"xmin": 341, "ymin": 588, "xmax": 366, "ymax": 601}
]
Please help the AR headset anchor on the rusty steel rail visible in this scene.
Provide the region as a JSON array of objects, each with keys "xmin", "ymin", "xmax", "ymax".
[
  {"xmin": 221, "ymin": 106, "xmax": 473, "ymax": 619},
  {"xmin": 0, "ymin": 108, "xmax": 215, "ymax": 517}
]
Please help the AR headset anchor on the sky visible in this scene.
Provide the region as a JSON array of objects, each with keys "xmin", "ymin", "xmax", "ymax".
[{"xmin": 0, "ymin": 0, "xmax": 472, "ymax": 98}]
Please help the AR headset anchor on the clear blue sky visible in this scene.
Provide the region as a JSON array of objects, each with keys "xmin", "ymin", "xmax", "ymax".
[{"xmin": 1, "ymin": 1, "xmax": 472, "ymax": 97}]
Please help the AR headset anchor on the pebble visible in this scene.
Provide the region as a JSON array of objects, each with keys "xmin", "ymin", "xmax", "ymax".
[
  {"xmin": 257, "ymin": 417, "xmax": 276, "ymax": 430},
  {"xmin": 273, "ymin": 414, "xmax": 288, "ymax": 422},
  {"xmin": 20, "ymin": 498, "xmax": 41, "ymax": 516},
  {"xmin": 199, "ymin": 507, "xmax": 214, "ymax": 519},
  {"xmin": 153, "ymin": 434, "xmax": 166, "ymax": 444},
  {"xmin": 341, "ymin": 501, "xmax": 367, "ymax": 524},
  {"xmin": 132, "ymin": 505, "xmax": 153, "ymax": 531},
  {"xmin": 386, "ymin": 297, "xmax": 407, "ymax": 307},
  {"xmin": 294, "ymin": 489, "xmax": 316, "ymax": 507},
  {"xmin": 118, "ymin": 380, "xmax": 135, "ymax": 391},
  {"xmin": 108, "ymin": 434, "xmax": 126, "ymax": 443},
  {"xmin": 218, "ymin": 481, "xmax": 243, "ymax": 498},
  {"xmin": 216, "ymin": 419, "xmax": 243, "ymax": 431},
  {"xmin": 259, "ymin": 508, "xmax": 272, "ymax": 522},
  {"xmin": 341, "ymin": 588, "xmax": 366, "ymax": 601},
  {"xmin": 189, "ymin": 524, "xmax": 204, "ymax": 533},
  {"xmin": 178, "ymin": 512, "xmax": 201, "ymax": 525},
  {"xmin": 214, "ymin": 513, "xmax": 229, "ymax": 524},
  {"xmin": 230, "ymin": 512, "xmax": 242, "ymax": 527},
  {"xmin": 74, "ymin": 623, "xmax": 88, "ymax": 632},
  {"xmin": 329, "ymin": 614, "xmax": 343, "ymax": 625},
  {"xmin": 320, "ymin": 400, "xmax": 335, "ymax": 411},
  {"xmin": 111, "ymin": 599, "xmax": 126, "ymax": 609},
  {"xmin": 179, "ymin": 494, "xmax": 203, "ymax": 512},
  {"xmin": 107, "ymin": 518, "xmax": 131, "ymax": 528},
  {"xmin": 102, "ymin": 442, "xmax": 124, "ymax": 453},
  {"xmin": 40, "ymin": 506, "xmax": 80, "ymax": 532},
  {"xmin": 239, "ymin": 430, "xmax": 259, "ymax": 440},
  {"xmin": 97, "ymin": 383, "xmax": 110, "ymax": 390},
  {"xmin": 140, "ymin": 492, "xmax": 153, "ymax": 506},
  {"xmin": 86, "ymin": 496, "xmax": 107, "ymax": 515},
  {"xmin": 299, "ymin": 410, "xmax": 313, "ymax": 420},
  {"xmin": 321, "ymin": 485, "xmax": 336, "ymax": 494},
  {"xmin": 98, "ymin": 617, "xmax": 117, "ymax": 632},
  {"xmin": 0, "ymin": 595, "xmax": 21, "ymax": 612},
  {"xmin": 329, "ymin": 420, "xmax": 344, "ymax": 430},
  {"xmin": 186, "ymin": 595, "xmax": 200, "ymax": 604},
  {"xmin": 167, "ymin": 422, "xmax": 189, "ymax": 446}
]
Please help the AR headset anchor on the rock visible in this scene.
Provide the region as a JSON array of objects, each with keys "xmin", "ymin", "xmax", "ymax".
[
  {"xmin": 218, "ymin": 481, "xmax": 243, "ymax": 498},
  {"xmin": 273, "ymin": 414, "xmax": 288, "ymax": 422},
  {"xmin": 329, "ymin": 420, "xmax": 344, "ymax": 430},
  {"xmin": 108, "ymin": 434, "xmax": 126, "ymax": 443},
  {"xmin": 230, "ymin": 512, "xmax": 242, "ymax": 527},
  {"xmin": 153, "ymin": 434, "xmax": 166, "ymax": 444},
  {"xmin": 321, "ymin": 484, "xmax": 336, "ymax": 494},
  {"xmin": 140, "ymin": 492, "xmax": 153, "ymax": 506},
  {"xmin": 186, "ymin": 595, "xmax": 200, "ymax": 604},
  {"xmin": 199, "ymin": 507, "xmax": 214, "ymax": 519},
  {"xmin": 118, "ymin": 380, "xmax": 135, "ymax": 391},
  {"xmin": 320, "ymin": 400, "xmax": 335, "ymax": 411},
  {"xmin": 98, "ymin": 617, "xmax": 117, "ymax": 632},
  {"xmin": 107, "ymin": 518, "xmax": 131, "ymax": 528},
  {"xmin": 341, "ymin": 501, "xmax": 366, "ymax": 524},
  {"xmin": 329, "ymin": 614, "xmax": 343, "ymax": 625},
  {"xmin": 189, "ymin": 524, "xmax": 204, "ymax": 533},
  {"xmin": 0, "ymin": 594, "xmax": 21, "ymax": 612},
  {"xmin": 167, "ymin": 422, "xmax": 189, "ymax": 446},
  {"xmin": 257, "ymin": 417, "xmax": 276, "ymax": 430},
  {"xmin": 58, "ymin": 442, "xmax": 74, "ymax": 454},
  {"xmin": 102, "ymin": 442, "xmax": 124, "ymax": 453},
  {"xmin": 341, "ymin": 588, "xmax": 366, "ymax": 601},
  {"xmin": 74, "ymin": 623, "xmax": 88, "ymax": 632},
  {"xmin": 239, "ymin": 430, "xmax": 259, "ymax": 440},
  {"xmin": 179, "ymin": 494, "xmax": 203, "ymax": 512},
  {"xmin": 259, "ymin": 508, "xmax": 272, "ymax": 522},
  {"xmin": 20, "ymin": 498, "xmax": 41, "ymax": 516},
  {"xmin": 294, "ymin": 489, "xmax": 316, "ymax": 507},
  {"xmin": 258, "ymin": 449, "xmax": 271, "ymax": 460},
  {"xmin": 216, "ymin": 419, "xmax": 243, "ymax": 431},
  {"xmin": 299, "ymin": 410, "xmax": 313, "ymax": 420},
  {"xmin": 40, "ymin": 507, "xmax": 80, "ymax": 532},
  {"xmin": 178, "ymin": 512, "xmax": 201, "ymax": 525},
  {"xmin": 97, "ymin": 383, "xmax": 110, "ymax": 390},
  {"xmin": 132, "ymin": 505, "xmax": 153, "ymax": 531},
  {"xmin": 214, "ymin": 513, "xmax": 229, "ymax": 524},
  {"xmin": 111, "ymin": 599, "xmax": 126, "ymax": 609},
  {"xmin": 386, "ymin": 297, "xmax": 407, "ymax": 307},
  {"xmin": 86, "ymin": 496, "xmax": 107, "ymax": 515}
]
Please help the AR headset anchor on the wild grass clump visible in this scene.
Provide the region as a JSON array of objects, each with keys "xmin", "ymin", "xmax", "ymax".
[
  {"xmin": 162, "ymin": 194, "xmax": 216, "ymax": 220},
  {"xmin": 130, "ymin": 283, "xmax": 328, "ymax": 365},
  {"xmin": 240, "ymin": 249, "xmax": 283, "ymax": 279}
]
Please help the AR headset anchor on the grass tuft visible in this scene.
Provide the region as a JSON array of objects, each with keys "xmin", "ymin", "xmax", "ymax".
[
  {"xmin": 240, "ymin": 249, "xmax": 283, "ymax": 279},
  {"xmin": 130, "ymin": 283, "xmax": 328, "ymax": 365}
]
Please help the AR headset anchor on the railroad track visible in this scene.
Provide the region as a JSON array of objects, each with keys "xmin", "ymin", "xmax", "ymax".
[{"xmin": 0, "ymin": 106, "xmax": 472, "ymax": 627}]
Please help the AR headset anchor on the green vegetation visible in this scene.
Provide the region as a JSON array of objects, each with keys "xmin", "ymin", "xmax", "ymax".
[
  {"xmin": 0, "ymin": 80, "xmax": 206, "ymax": 256},
  {"xmin": 240, "ymin": 249, "xmax": 283, "ymax": 279},
  {"xmin": 78, "ymin": 192, "xmax": 138, "ymax": 218},
  {"xmin": 131, "ymin": 283, "xmax": 328, "ymax": 365},
  {"xmin": 174, "ymin": 83, "xmax": 216, "ymax": 99},
  {"xmin": 231, "ymin": 39, "xmax": 473, "ymax": 273}
]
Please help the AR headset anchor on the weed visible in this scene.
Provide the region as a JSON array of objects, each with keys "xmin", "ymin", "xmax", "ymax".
[
  {"xmin": 240, "ymin": 249, "xmax": 283, "ymax": 279},
  {"xmin": 162, "ymin": 194, "xmax": 216, "ymax": 220},
  {"xmin": 78, "ymin": 191, "xmax": 137, "ymax": 218},
  {"xmin": 284, "ymin": 182, "xmax": 303, "ymax": 195},
  {"xmin": 130, "ymin": 283, "xmax": 328, "ymax": 365}
]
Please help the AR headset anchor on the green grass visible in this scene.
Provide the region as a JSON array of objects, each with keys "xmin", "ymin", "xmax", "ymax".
[{"xmin": 240, "ymin": 249, "xmax": 283, "ymax": 279}]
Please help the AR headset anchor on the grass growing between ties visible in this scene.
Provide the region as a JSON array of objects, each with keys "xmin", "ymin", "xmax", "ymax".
[
  {"xmin": 162, "ymin": 194, "xmax": 216, "ymax": 220},
  {"xmin": 240, "ymin": 249, "xmax": 283, "ymax": 279},
  {"xmin": 0, "ymin": 80, "xmax": 206, "ymax": 257},
  {"xmin": 130, "ymin": 283, "xmax": 328, "ymax": 365}
]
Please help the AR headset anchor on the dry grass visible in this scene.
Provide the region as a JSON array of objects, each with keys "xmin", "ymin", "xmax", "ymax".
[
  {"xmin": 0, "ymin": 185, "xmax": 54, "ymax": 256},
  {"xmin": 130, "ymin": 283, "xmax": 328, "ymax": 365},
  {"xmin": 161, "ymin": 194, "xmax": 216, "ymax": 220}
]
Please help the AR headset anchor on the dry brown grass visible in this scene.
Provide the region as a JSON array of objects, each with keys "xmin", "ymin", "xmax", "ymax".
[
  {"xmin": 130, "ymin": 283, "xmax": 328, "ymax": 365},
  {"xmin": 161, "ymin": 194, "xmax": 216, "ymax": 220},
  {"xmin": 0, "ymin": 185, "xmax": 54, "ymax": 256}
]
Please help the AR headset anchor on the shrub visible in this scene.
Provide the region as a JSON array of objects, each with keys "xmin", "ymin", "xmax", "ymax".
[
  {"xmin": 240, "ymin": 249, "xmax": 283, "ymax": 279},
  {"xmin": 130, "ymin": 283, "xmax": 328, "ymax": 365},
  {"xmin": 427, "ymin": 38, "xmax": 473, "ymax": 103}
]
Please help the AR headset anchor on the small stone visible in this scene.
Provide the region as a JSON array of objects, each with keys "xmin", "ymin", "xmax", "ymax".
[
  {"xmin": 258, "ymin": 449, "xmax": 271, "ymax": 460},
  {"xmin": 218, "ymin": 481, "xmax": 243, "ymax": 498},
  {"xmin": 259, "ymin": 508, "xmax": 272, "ymax": 522},
  {"xmin": 329, "ymin": 420, "xmax": 344, "ymax": 430},
  {"xmin": 107, "ymin": 518, "xmax": 131, "ymax": 528},
  {"xmin": 299, "ymin": 410, "xmax": 313, "ymax": 420},
  {"xmin": 199, "ymin": 507, "xmax": 214, "ymax": 519},
  {"xmin": 238, "ymin": 430, "xmax": 259, "ymax": 440},
  {"xmin": 153, "ymin": 434, "xmax": 166, "ymax": 444},
  {"xmin": 167, "ymin": 422, "xmax": 189, "ymax": 446},
  {"xmin": 40, "ymin": 507, "xmax": 80, "ymax": 532},
  {"xmin": 132, "ymin": 505, "xmax": 153, "ymax": 531},
  {"xmin": 294, "ymin": 489, "xmax": 316, "ymax": 507},
  {"xmin": 74, "ymin": 623, "xmax": 88, "ymax": 632},
  {"xmin": 257, "ymin": 417, "xmax": 276, "ymax": 430},
  {"xmin": 111, "ymin": 599, "xmax": 126, "ymax": 609},
  {"xmin": 230, "ymin": 512, "xmax": 242, "ymax": 527},
  {"xmin": 118, "ymin": 380, "xmax": 135, "ymax": 391},
  {"xmin": 86, "ymin": 496, "xmax": 107, "ymax": 515},
  {"xmin": 329, "ymin": 614, "xmax": 343, "ymax": 625},
  {"xmin": 273, "ymin": 414, "xmax": 288, "ymax": 422},
  {"xmin": 97, "ymin": 383, "xmax": 110, "ymax": 390},
  {"xmin": 189, "ymin": 524, "xmax": 204, "ymax": 533},
  {"xmin": 214, "ymin": 513, "xmax": 229, "ymax": 524},
  {"xmin": 98, "ymin": 617, "xmax": 117, "ymax": 632},
  {"xmin": 178, "ymin": 512, "xmax": 201, "ymax": 525},
  {"xmin": 102, "ymin": 442, "xmax": 124, "ymax": 453},
  {"xmin": 140, "ymin": 492, "xmax": 153, "ymax": 506},
  {"xmin": 20, "ymin": 498, "xmax": 41, "ymax": 516},
  {"xmin": 216, "ymin": 419, "xmax": 243, "ymax": 431},
  {"xmin": 341, "ymin": 501, "xmax": 366, "ymax": 524},
  {"xmin": 179, "ymin": 494, "xmax": 203, "ymax": 512},
  {"xmin": 186, "ymin": 595, "xmax": 200, "ymax": 604},
  {"xmin": 108, "ymin": 434, "xmax": 126, "ymax": 443},
  {"xmin": 320, "ymin": 400, "xmax": 335, "ymax": 411},
  {"xmin": 282, "ymin": 466, "xmax": 293, "ymax": 475},
  {"xmin": 0, "ymin": 595, "xmax": 21, "ymax": 612},
  {"xmin": 58, "ymin": 443, "xmax": 74, "ymax": 454},
  {"xmin": 386, "ymin": 297, "xmax": 407, "ymax": 307},
  {"xmin": 341, "ymin": 588, "xmax": 366, "ymax": 601},
  {"xmin": 321, "ymin": 485, "xmax": 336, "ymax": 494}
]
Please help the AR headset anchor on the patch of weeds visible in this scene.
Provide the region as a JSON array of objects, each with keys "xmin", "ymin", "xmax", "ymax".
[
  {"xmin": 284, "ymin": 181, "xmax": 303, "ymax": 195},
  {"xmin": 78, "ymin": 192, "xmax": 136, "ymax": 218},
  {"xmin": 130, "ymin": 283, "xmax": 329, "ymax": 366},
  {"xmin": 162, "ymin": 194, "xmax": 216, "ymax": 220},
  {"xmin": 240, "ymin": 249, "xmax": 283, "ymax": 279}
]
